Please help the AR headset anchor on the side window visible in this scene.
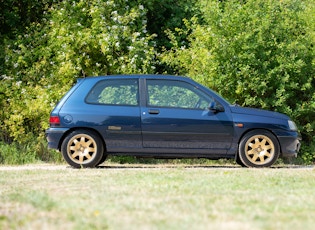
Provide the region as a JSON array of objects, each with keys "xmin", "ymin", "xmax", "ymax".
[
  {"xmin": 86, "ymin": 79, "xmax": 139, "ymax": 106},
  {"xmin": 147, "ymin": 80, "xmax": 213, "ymax": 109}
]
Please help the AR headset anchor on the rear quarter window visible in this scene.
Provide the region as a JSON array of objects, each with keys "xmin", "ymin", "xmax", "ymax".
[{"xmin": 85, "ymin": 79, "xmax": 139, "ymax": 106}]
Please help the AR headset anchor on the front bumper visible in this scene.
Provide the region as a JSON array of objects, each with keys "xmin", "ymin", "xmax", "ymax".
[
  {"xmin": 278, "ymin": 134, "xmax": 301, "ymax": 158},
  {"xmin": 46, "ymin": 127, "xmax": 70, "ymax": 150}
]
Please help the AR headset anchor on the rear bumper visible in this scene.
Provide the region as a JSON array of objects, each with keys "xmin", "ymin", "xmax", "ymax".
[
  {"xmin": 45, "ymin": 128, "xmax": 69, "ymax": 150},
  {"xmin": 278, "ymin": 134, "xmax": 301, "ymax": 158}
]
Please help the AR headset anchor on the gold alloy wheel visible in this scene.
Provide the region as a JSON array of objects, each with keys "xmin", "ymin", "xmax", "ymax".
[
  {"xmin": 67, "ymin": 134, "xmax": 98, "ymax": 164},
  {"xmin": 244, "ymin": 135, "xmax": 275, "ymax": 165}
]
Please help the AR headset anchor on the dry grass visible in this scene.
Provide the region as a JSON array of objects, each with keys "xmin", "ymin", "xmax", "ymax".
[{"xmin": 0, "ymin": 163, "xmax": 315, "ymax": 229}]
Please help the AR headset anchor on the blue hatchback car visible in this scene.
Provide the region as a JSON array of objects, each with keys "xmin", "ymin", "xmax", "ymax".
[{"xmin": 46, "ymin": 75, "xmax": 301, "ymax": 168}]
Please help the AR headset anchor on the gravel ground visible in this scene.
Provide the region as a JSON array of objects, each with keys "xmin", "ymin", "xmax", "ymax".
[{"xmin": 0, "ymin": 163, "xmax": 314, "ymax": 171}]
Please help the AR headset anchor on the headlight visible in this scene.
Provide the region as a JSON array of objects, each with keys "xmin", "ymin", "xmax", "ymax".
[{"xmin": 288, "ymin": 120, "xmax": 297, "ymax": 131}]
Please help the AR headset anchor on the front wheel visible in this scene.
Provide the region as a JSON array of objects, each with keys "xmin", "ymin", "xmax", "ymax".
[
  {"xmin": 61, "ymin": 130, "xmax": 104, "ymax": 168},
  {"xmin": 238, "ymin": 130, "xmax": 280, "ymax": 168}
]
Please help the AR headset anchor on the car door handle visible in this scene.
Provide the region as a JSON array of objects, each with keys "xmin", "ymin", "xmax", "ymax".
[{"xmin": 148, "ymin": 109, "xmax": 160, "ymax": 115}]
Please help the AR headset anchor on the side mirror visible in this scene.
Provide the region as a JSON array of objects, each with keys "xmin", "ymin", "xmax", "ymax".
[{"xmin": 208, "ymin": 101, "xmax": 224, "ymax": 113}]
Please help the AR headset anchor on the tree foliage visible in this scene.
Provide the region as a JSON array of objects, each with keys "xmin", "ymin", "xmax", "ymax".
[
  {"xmin": 1, "ymin": 0, "xmax": 156, "ymax": 144},
  {"xmin": 0, "ymin": 0, "xmax": 314, "ymax": 163},
  {"xmin": 162, "ymin": 0, "xmax": 315, "ymax": 162}
]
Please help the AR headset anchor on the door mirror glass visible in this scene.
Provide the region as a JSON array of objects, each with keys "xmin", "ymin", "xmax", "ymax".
[{"xmin": 209, "ymin": 101, "xmax": 224, "ymax": 112}]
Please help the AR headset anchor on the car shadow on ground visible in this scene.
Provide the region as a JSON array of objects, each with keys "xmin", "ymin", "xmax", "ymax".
[
  {"xmin": 96, "ymin": 164, "xmax": 240, "ymax": 169},
  {"xmin": 96, "ymin": 164, "xmax": 314, "ymax": 170}
]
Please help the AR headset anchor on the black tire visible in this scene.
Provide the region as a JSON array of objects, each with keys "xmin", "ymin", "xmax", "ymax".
[
  {"xmin": 61, "ymin": 130, "xmax": 104, "ymax": 168},
  {"xmin": 235, "ymin": 154, "xmax": 247, "ymax": 167},
  {"xmin": 96, "ymin": 153, "xmax": 108, "ymax": 167},
  {"xmin": 238, "ymin": 130, "xmax": 280, "ymax": 168}
]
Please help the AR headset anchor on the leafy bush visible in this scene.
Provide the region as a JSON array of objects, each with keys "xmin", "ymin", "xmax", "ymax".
[
  {"xmin": 0, "ymin": 0, "xmax": 314, "ymax": 164},
  {"xmin": 162, "ymin": 0, "xmax": 315, "ymax": 163},
  {"xmin": 1, "ymin": 0, "xmax": 157, "ymax": 145}
]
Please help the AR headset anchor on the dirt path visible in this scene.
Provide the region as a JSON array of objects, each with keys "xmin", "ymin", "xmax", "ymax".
[{"xmin": 0, "ymin": 163, "xmax": 314, "ymax": 171}]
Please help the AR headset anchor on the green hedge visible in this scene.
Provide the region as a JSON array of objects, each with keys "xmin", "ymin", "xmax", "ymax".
[
  {"xmin": 0, "ymin": 0, "xmax": 314, "ymax": 164},
  {"xmin": 162, "ymin": 0, "xmax": 315, "ymax": 163}
]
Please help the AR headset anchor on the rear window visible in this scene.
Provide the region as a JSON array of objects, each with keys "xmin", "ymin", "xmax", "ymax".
[{"xmin": 85, "ymin": 79, "xmax": 139, "ymax": 106}]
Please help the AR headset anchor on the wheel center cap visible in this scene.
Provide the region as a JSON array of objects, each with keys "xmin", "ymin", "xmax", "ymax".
[
  {"xmin": 78, "ymin": 145, "xmax": 85, "ymax": 153},
  {"xmin": 255, "ymin": 147, "xmax": 263, "ymax": 154}
]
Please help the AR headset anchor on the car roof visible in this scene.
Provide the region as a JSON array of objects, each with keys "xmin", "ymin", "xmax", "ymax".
[{"xmin": 79, "ymin": 74, "xmax": 193, "ymax": 82}]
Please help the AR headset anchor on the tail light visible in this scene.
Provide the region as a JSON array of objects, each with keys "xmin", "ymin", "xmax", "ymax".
[{"xmin": 49, "ymin": 116, "xmax": 60, "ymax": 126}]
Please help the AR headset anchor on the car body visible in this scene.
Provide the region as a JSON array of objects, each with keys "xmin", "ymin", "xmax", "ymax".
[{"xmin": 46, "ymin": 75, "xmax": 301, "ymax": 168}]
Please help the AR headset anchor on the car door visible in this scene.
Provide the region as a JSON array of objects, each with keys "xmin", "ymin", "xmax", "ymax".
[{"xmin": 141, "ymin": 79, "xmax": 234, "ymax": 154}]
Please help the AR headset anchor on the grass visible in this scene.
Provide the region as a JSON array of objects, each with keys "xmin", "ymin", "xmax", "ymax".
[
  {"xmin": 0, "ymin": 141, "xmax": 64, "ymax": 165},
  {"xmin": 0, "ymin": 163, "xmax": 314, "ymax": 230}
]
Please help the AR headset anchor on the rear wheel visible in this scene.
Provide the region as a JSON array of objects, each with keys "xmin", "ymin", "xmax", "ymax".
[
  {"xmin": 61, "ymin": 130, "xmax": 104, "ymax": 168},
  {"xmin": 238, "ymin": 130, "xmax": 280, "ymax": 168}
]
